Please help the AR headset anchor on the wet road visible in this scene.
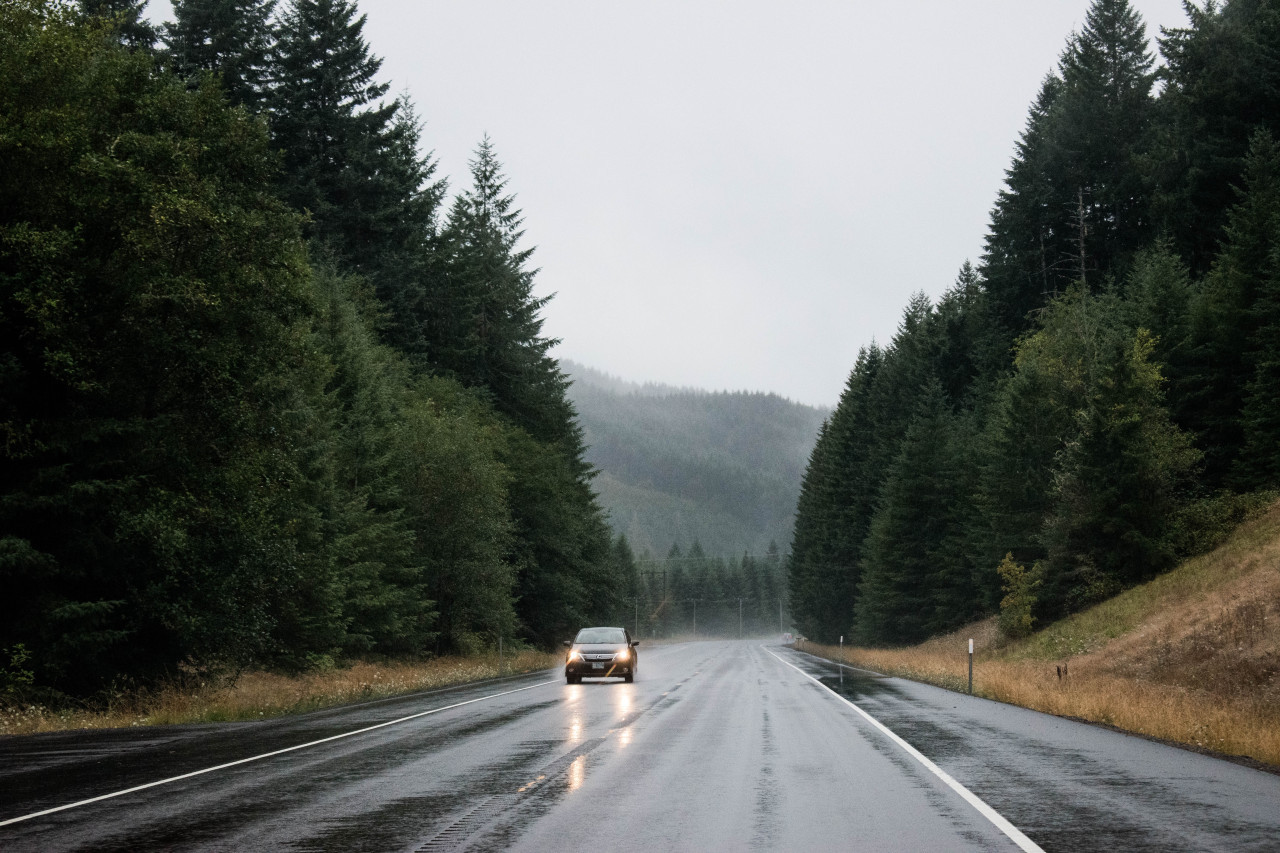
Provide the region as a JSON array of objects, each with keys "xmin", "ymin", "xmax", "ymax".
[{"xmin": 1, "ymin": 641, "xmax": 1278, "ymax": 851}]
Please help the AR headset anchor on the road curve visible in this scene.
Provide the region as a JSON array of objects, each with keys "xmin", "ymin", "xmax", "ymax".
[{"xmin": 1, "ymin": 640, "xmax": 1277, "ymax": 851}]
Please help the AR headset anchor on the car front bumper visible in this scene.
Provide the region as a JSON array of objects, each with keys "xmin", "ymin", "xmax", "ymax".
[{"xmin": 566, "ymin": 659, "xmax": 634, "ymax": 678}]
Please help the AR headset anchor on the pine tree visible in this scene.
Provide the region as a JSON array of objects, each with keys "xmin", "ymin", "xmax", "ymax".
[
  {"xmin": 854, "ymin": 381, "xmax": 972, "ymax": 645},
  {"xmin": 164, "ymin": 0, "xmax": 276, "ymax": 110},
  {"xmin": 982, "ymin": 74, "xmax": 1070, "ymax": 337},
  {"xmin": 1240, "ymin": 241, "xmax": 1280, "ymax": 487},
  {"xmin": 1, "ymin": 1, "xmax": 319, "ymax": 690},
  {"xmin": 79, "ymin": 0, "xmax": 156, "ymax": 49},
  {"xmin": 1181, "ymin": 131, "xmax": 1280, "ymax": 486},
  {"xmin": 269, "ymin": 0, "xmax": 404, "ymax": 270},
  {"xmin": 1049, "ymin": 0, "xmax": 1157, "ymax": 280},
  {"xmin": 788, "ymin": 346, "xmax": 884, "ymax": 642},
  {"xmin": 983, "ymin": 0, "xmax": 1157, "ymax": 341},
  {"xmin": 1011, "ymin": 286, "xmax": 1199, "ymax": 616},
  {"xmin": 1155, "ymin": 0, "xmax": 1280, "ymax": 274},
  {"xmin": 437, "ymin": 137, "xmax": 578, "ymax": 446}
]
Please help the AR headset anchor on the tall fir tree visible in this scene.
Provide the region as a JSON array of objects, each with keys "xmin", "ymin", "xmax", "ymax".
[
  {"xmin": 270, "ymin": 0, "xmax": 416, "ymax": 271},
  {"xmin": 164, "ymin": 0, "xmax": 276, "ymax": 110},
  {"xmin": 1181, "ymin": 131, "xmax": 1280, "ymax": 486},
  {"xmin": 1155, "ymin": 0, "xmax": 1280, "ymax": 274},
  {"xmin": 983, "ymin": 0, "xmax": 1156, "ymax": 344},
  {"xmin": 79, "ymin": 0, "xmax": 156, "ymax": 50},
  {"xmin": 436, "ymin": 137, "xmax": 579, "ymax": 446},
  {"xmin": 1, "ymin": 0, "xmax": 319, "ymax": 690},
  {"xmin": 788, "ymin": 346, "xmax": 884, "ymax": 642},
  {"xmin": 1049, "ymin": 0, "xmax": 1157, "ymax": 282},
  {"xmin": 854, "ymin": 381, "xmax": 973, "ymax": 645},
  {"xmin": 982, "ymin": 74, "xmax": 1068, "ymax": 339}
]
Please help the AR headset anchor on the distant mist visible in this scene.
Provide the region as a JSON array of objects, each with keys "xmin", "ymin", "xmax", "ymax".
[{"xmin": 562, "ymin": 360, "xmax": 828, "ymax": 558}]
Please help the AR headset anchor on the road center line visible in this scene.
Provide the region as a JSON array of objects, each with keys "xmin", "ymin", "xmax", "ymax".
[
  {"xmin": 763, "ymin": 646, "xmax": 1044, "ymax": 853},
  {"xmin": 0, "ymin": 677, "xmax": 560, "ymax": 828}
]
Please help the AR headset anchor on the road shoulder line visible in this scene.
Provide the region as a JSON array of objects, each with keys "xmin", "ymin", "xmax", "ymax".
[
  {"xmin": 763, "ymin": 645, "xmax": 1044, "ymax": 853},
  {"xmin": 0, "ymin": 678, "xmax": 559, "ymax": 828}
]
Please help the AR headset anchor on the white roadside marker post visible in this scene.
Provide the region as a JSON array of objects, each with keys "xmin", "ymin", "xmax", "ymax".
[
  {"xmin": 968, "ymin": 638, "xmax": 974, "ymax": 695},
  {"xmin": 839, "ymin": 635, "xmax": 844, "ymax": 686}
]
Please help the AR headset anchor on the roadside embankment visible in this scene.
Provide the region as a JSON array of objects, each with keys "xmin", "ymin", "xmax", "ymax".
[
  {"xmin": 0, "ymin": 651, "xmax": 561, "ymax": 736},
  {"xmin": 797, "ymin": 501, "xmax": 1280, "ymax": 768}
]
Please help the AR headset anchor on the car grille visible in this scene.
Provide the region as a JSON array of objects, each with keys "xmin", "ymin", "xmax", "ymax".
[{"xmin": 583, "ymin": 654, "xmax": 615, "ymax": 661}]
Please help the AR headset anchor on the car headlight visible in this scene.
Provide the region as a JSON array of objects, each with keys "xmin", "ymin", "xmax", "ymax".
[
  {"xmin": 614, "ymin": 648, "xmax": 629, "ymax": 662},
  {"xmin": 567, "ymin": 649, "xmax": 581, "ymax": 662}
]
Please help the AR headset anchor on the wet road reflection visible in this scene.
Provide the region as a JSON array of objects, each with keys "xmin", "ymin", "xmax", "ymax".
[
  {"xmin": 566, "ymin": 755, "xmax": 585, "ymax": 793},
  {"xmin": 4, "ymin": 642, "xmax": 1279, "ymax": 852}
]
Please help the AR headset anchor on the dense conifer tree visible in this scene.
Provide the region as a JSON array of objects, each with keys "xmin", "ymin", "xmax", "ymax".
[
  {"xmin": 1049, "ymin": 0, "xmax": 1157, "ymax": 280},
  {"xmin": 788, "ymin": 347, "xmax": 884, "ymax": 642},
  {"xmin": 982, "ymin": 75, "xmax": 1067, "ymax": 338},
  {"xmin": 79, "ymin": 0, "xmax": 157, "ymax": 49},
  {"xmin": 1156, "ymin": 0, "xmax": 1280, "ymax": 274},
  {"xmin": 1015, "ymin": 285, "xmax": 1199, "ymax": 615},
  {"xmin": 270, "ymin": 0, "xmax": 417, "ymax": 272},
  {"xmin": 1, "ymin": 1, "xmax": 315, "ymax": 690},
  {"xmin": 436, "ymin": 139, "xmax": 577, "ymax": 444},
  {"xmin": 792, "ymin": 0, "xmax": 1280, "ymax": 647},
  {"xmin": 164, "ymin": 0, "xmax": 276, "ymax": 109},
  {"xmin": 1181, "ymin": 132, "xmax": 1280, "ymax": 486},
  {"xmin": 983, "ymin": 0, "xmax": 1156, "ymax": 342},
  {"xmin": 855, "ymin": 382, "xmax": 973, "ymax": 645}
]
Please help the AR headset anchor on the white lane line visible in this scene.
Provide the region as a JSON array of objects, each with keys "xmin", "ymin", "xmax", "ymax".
[
  {"xmin": 763, "ymin": 646, "xmax": 1044, "ymax": 853},
  {"xmin": 0, "ymin": 678, "xmax": 560, "ymax": 828}
]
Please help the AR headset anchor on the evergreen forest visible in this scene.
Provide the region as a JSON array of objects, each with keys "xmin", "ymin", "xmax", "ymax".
[
  {"xmin": 790, "ymin": 0, "xmax": 1280, "ymax": 646},
  {"xmin": 564, "ymin": 360, "xmax": 828, "ymax": 559},
  {"xmin": 629, "ymin": 542, "xmax": 789, "ymax": 640},
  {"xmin": 0, "ymin": 0, "xmax": 639, "ymax": 698}
]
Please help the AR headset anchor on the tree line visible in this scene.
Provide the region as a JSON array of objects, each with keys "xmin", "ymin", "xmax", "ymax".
[
  {"xmin": 0, "ymin": 0, "xmax": 628, "ymax": 698},
  {"xmin": 789, "ymin": 0, "xmax": 1280, "ymax": 646},
  {"xmin": 613, "ymin": 541, "xmax": 787, "ymax": 639}
]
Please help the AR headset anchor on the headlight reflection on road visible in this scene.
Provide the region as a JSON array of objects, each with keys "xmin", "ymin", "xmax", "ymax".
[
  {"xmin": 618, "ymin": 726, "xmax": 633, "ymax": 749},
  {"xmin": 570, "ymin": 717, "xmax": 582, "ymax": 742},
  {"xmin": 567, "ymin": 754, "xmax": 586, "ymax": 792}
]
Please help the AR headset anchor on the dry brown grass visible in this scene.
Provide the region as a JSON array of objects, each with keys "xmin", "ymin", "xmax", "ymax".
[
  {"xmin": 797, "ymin": 500, "xmax": 1280, "ymax": 768},
  {"xmin": 0, "ymin": 650, "xmax": 562, "ymax": 737}
]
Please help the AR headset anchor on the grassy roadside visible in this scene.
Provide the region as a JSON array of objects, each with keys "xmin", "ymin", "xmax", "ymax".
[
  {"xmin": 796, "ymin": 501, "xmax": 1280, "ymax": 769},
  {"xmin": 0, "ymin": 650, "xmax": 562, "ymax": 736}
]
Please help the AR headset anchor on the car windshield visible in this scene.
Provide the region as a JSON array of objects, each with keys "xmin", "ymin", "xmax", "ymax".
[{"xmin": 575, "ymin": 627, "xmax": 626, "ymax": 644}]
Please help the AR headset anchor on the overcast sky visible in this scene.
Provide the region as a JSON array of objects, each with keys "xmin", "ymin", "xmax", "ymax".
[{"xmin": 152, "ymin": 0, "xmax": 1193, "ymax": 406}]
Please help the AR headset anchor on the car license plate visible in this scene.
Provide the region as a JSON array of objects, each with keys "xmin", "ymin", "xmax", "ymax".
[{"xmin": 592, "ymin": 663, "xmax": 604, "ymax": 670}]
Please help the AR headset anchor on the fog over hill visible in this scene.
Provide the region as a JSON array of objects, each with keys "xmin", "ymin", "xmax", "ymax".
[{"xmin": 562, "ymin": 360, "xmax": 828, "ymax": 559}]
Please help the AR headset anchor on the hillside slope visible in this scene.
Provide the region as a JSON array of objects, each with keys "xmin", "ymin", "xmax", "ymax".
[
  {"xmin": 798, "ymin": 499, "xmax": 1280, "ymax": 767},
  {"xmin": 563, "ymin": 361, "xmax": 827, "ymax": 557}
]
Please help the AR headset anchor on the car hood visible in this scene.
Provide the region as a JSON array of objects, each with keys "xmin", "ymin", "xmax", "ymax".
[{"xmin": 573, "ymin": 643, "xmax": 627, "ymax": 653}]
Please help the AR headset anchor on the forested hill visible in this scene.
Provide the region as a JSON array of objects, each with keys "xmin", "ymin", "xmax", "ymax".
[
  {"xmin": 563, "ymin": 361, "xmax": 828, "ymax": 559},
  {"xmin": 791, "ymin": 0, "xmax": 1280, "ymax": 648}
]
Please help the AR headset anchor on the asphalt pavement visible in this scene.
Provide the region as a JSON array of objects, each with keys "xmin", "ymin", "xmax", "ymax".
[{"xmin": 1, "ymin": 640, "xmax": 1277, "ymax": 851}]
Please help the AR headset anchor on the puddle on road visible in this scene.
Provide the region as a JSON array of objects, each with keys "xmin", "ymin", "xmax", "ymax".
[{"xmin": 817, "ymin": 669, "xmax": 909, "ymax": 704}]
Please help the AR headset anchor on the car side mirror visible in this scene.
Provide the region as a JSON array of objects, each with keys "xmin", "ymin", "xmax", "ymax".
[
  {"xmin": 563, "ymin": 640, "xmax": 572, "ymax": 648},
  {"xmin": 631, "ymin": 640, "xmax": 640, "ymax": 647}
]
